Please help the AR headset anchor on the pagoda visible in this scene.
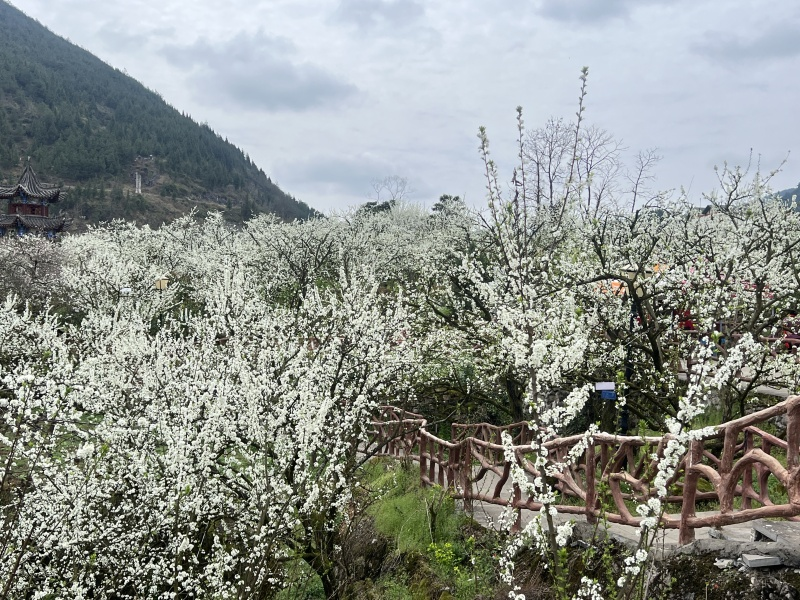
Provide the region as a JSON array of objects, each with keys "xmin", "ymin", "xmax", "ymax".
[{"xmin": 0, "ymin": 163, "xmax": 69, "ymax": 238}]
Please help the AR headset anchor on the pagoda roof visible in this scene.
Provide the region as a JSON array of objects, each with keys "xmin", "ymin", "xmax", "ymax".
[
  {"xmin": 0, "ymin": 164, "xmax": 64, "ymax": 203},
  {"xmin": 0, "ymin": 214, "xmax": 70, "ymax": 232}
]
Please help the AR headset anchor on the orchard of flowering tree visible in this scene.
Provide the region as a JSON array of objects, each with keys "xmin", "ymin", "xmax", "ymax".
[{"xmin": 2, "ymin": 81, "xmax": 800, "ymax": 598}]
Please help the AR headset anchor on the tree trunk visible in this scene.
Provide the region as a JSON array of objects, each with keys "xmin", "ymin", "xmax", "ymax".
[
  {"xmin": 504, "ymin": 372, "xmax": 525, "ymax": 422},
  {"xmin": 304, "ymin": 511, "xmax": 343, "ymax": 600}
]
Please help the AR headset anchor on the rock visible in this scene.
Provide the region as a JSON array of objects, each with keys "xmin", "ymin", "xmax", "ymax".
[
  {"xmin": 742, "ymin": 553, "xmax": 782, "ymax": 568},
  {"xmin": 752, "ymin": 520, "xmax": 800, "ymax": 546},
  {"xmin": 709, "ymin": 527, "xmax": 727, "ymax": 540},
  {"xmin": 715, "ymin": 558, "xmax": 734, "ymax": 569},
  {"xmin": 672, "ymin": 538, "xmax": 800, "ymax": 568}
]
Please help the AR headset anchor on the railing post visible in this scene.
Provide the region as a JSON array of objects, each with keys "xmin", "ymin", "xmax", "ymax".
[
  {"xmin": 758, "ymin": 436, "xmax": 773, "ymax": 506},
  {"xmin": 437, "ymin": 444, "xmax": 445, "ymax": 486},
  {"xmin": 511, "ymin": 481, "xmax": 522, "ymax": 533},
  {"xmin": 420, "ymin": 434, "xmax": 428, "ymax": 487},
  {"xmin": 585, "ymin": 441, "xmax": 597, "ymax": 524},
  {"xmin": 448, "ymin": 444, "xmax": 457, "ymax": 490},
  {"xmin": 462, "ymin": 439, "xmax": 473, "ymax": 513},
  {"xmin": 742, "ymin": 429, "xmax": 753, "ymax": 510},
  {"xmin": 429, "ymin": 439, "xmax": 436, "ymax": 483},
  {"xmin": 679, "ymin": 439, "xmax": 703, "ymax": 545},
  {"xmin": 600, "ymin": 442, "xmax": 609, "ymax": 474},
  {"xmin": 787, "ymin": 396, "xmax": 800, "ymax": 505},
  {"xmin": 787, "ymin": 396, "xmax": 800, "ymax": 471},
  {"xmin": 375, "ymin": 424, "xmax": 384, "ymax": 455}
]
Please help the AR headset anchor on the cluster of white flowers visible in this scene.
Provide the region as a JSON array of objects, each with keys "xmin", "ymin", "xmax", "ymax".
[
  {"xmin": 575, "ymin": 576, "xmax": 604, "ymax": 599},
  {"xmin": 617, "ymin": 549, "xmax": 649, "ymax": 588},
  {"xmin": 468, "ymin": 105, "xmax": 800, "ymax": 599},
  {"xmin": 635, "ymin": 497, "xmax": 662, "ymax": 532},
  {"xmin": 0, "ymin": 212, "xmax": 439, "ymax": 597},
  {"xmin": 554, "ymin": 522, "xmax": 574, "ymax": 547},
  {"xmin": 2, "ymin": 129, "xmax": 798, "ymax": 599}
]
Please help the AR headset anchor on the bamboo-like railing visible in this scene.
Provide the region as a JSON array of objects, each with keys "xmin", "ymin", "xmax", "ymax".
[{"xmin": 370, "ymin": 396, "xmax": 800, "ymax": 545}]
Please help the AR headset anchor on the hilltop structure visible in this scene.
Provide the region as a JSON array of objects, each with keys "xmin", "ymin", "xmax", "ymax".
[{"xmin": 0, "ymin": 164, "xmax": 69, "ymax": 238}]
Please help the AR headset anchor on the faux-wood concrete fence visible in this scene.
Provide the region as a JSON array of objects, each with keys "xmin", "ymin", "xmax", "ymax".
[{"xmin": 370, "ymin": 396, "xmax": 800, "ymax": 545}]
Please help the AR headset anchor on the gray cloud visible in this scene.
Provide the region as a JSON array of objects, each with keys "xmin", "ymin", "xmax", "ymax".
[
  {"xmin": 97, "ymin": 25, "xmax": 175, "ymax": 53},
  {"xmin": 333, "ymin": 0, "xmax": 424, "ymax": 31},
  {"xmin": 13, "ymin": 0, "xmax": 800, "ymax": 212},
  {"xmin": 693, "ymin": 22, "xmax": 800, "ymax": 64},
  {"xmin": 536, "ymin": 0, "xmax": 665, "ymax": 23},
  {"xmin": 162, "ymin": 31, "xmax": 357, "ymax": 111},
  {"xmin": 276, "ymin": 154, "xmax": 398, "ymax": 199}
]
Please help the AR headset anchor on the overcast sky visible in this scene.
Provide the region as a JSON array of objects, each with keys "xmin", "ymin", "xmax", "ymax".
[{"xmin": 11, "ymin": 0, "xmax": 800, "ymax": 213}]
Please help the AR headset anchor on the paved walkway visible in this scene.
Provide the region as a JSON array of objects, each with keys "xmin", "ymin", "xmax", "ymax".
[
  {"xmin": 467, "ymin": 500, "xmax": 754, "ymax": 547},
  {"xmin": 467, "ymin": 500, "xmax": 800, "ymax": 568},
  {"xmin": 460, "ymin": 465, "xmax": 755, "ymax": 547}
]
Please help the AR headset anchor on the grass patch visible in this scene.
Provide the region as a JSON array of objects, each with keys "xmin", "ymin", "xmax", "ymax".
[
  {"xmin": 368, "ymin": 462, "xmax": 461, "ymax": 553},
  {"xmin": 274, "ymin": 560, "xmax": 325, "ymax": 600},
  {"xmin": 364, "ymin": 460, "xmax": 500, "ymax": 599}
]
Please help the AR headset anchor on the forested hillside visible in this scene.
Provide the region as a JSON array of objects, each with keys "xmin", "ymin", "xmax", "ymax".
[
  {"xmin": 0, "ymin": 0, "xmax": 317, "ymax": 226},
  {"xmin": 780, "ymin": 184, "xmax": 800, "ymax": 207}
]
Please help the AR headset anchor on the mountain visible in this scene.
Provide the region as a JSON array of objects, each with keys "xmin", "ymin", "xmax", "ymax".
[
  {"xmin": 780, "ymin": 184, "xmax": 800, "ymax": 207},
  {"xmin": 0, "ymin": 0, "xmax": 318, "ymax": 228}
]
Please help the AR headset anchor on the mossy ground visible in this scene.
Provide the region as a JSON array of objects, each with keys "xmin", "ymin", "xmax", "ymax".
[{"xmin": 648, "ymin": 553, "xmax": 800, "ymax": 600}]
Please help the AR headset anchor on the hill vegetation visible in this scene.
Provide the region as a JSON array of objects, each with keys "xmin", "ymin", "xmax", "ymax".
[
  {"xmin": 780, "ymin": 184, "xmax": 800, "ymax": 207},
  {"xmin": 0, "ymin": 0, "xmax": 317, "ymax": 227}
]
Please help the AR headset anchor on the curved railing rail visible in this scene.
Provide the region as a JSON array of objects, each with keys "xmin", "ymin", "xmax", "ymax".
[{"xmin": 370, "ymin": 396, "xmax": 800, "ymax": 544}]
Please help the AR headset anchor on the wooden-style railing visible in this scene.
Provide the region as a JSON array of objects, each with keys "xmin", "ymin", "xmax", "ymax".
[{"xmin": 370, "ymin": 396, "xmax": 800, "ymax": 545}]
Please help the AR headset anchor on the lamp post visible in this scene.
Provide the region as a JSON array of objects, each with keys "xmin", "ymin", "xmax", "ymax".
[{"xmin": 154, "ymin": 275, "xmax": 169, "ymax": 291}]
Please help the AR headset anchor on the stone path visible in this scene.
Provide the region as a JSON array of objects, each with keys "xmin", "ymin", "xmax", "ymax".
[
  {"xmin": 467, "ymin": 499, "xmax": 753, "ymax": 546},
  {"xmin": 462, "ymin": 464, "xmax": 760, "ymax": 547},
  {"xmin": 457, "ymin": 468, "xmax": 800, "ymax": 567}
]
